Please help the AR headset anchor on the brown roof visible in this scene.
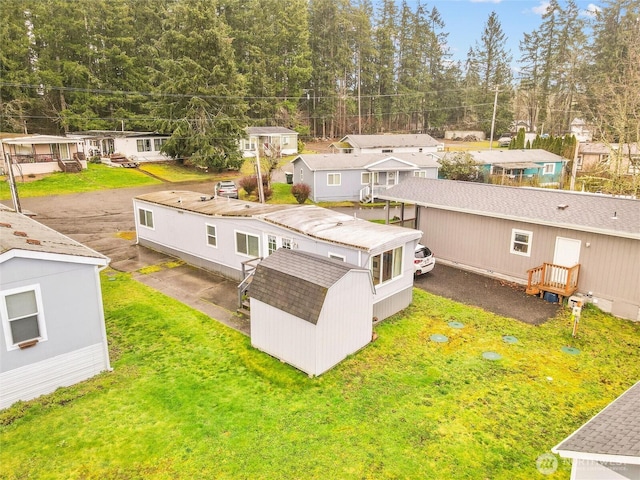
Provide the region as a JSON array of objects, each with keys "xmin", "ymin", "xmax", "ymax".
[
  {"xmin": 0, "ymin": 209, "xmax": 108, "ymax": 264},
  {"xmin": 248, "ymin": 249, "xmax": 370, "ymax": 324}
]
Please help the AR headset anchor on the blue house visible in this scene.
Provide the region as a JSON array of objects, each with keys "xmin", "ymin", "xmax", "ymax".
[{"xmin": 447, "ymin": 149, "xmax": 567, "ymax": 186}]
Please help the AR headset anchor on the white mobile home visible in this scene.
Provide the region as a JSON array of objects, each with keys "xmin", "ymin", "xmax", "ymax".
[
  {"xmin": 249, "ymin": 249, "xmax": 374, "ymax": 376},
  {"xmin": 0, "ymin": 207, "xmax": 110, "ymax": 409},
  {"xmin": 69, "ymin": 130, "xmax": 171, "ymax": 162},
  {"xmin": 379, "ymin": 178, "xmax": 640, "ymax": 321},
  {"xmin": 331, "ymin": 134, "xmax": 444, "ymax": 154},
  {"xmin": 133, "ymin": 191, "xmax": 422, "ymax": 321},
  {"xmin": 242, "ymin": 127, "xmax": 299, "ymax": 158},
  {"xmin": 1, "ymin": 135, "xmax": 86, "ymax": 176}
]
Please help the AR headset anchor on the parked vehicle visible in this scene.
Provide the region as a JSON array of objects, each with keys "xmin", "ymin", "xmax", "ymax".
[
  {"xmin": 215, "ymin": 180, "xmax": 239, "ymax": 199},
  {"xmin": 497, "ymin": 133, "xmax": 513, "ymax": 147},
  {"xmin": 414, "ymin": 244, "xmax": 435, "ymax": 275}
]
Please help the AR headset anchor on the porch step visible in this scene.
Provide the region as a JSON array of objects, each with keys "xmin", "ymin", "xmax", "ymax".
[{"xmin": 525, "ymin": 286, "xmax": 540, "ymax": 296}]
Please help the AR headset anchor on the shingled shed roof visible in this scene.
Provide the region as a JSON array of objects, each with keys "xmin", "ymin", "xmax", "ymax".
[
  {"xmin": 248, "ymin": 249, "xmax": 370, "ymax": 325},
  {"xmin": 553, "ymin": 381, "xmax": 640, "ymax": 463},
  {"xmin": 379, "ymin": 178, "xmax": 640, "ymax": 240},
  {"xmin": 0, "ymin": 209, "xmax": 108, "ymax": 264}
]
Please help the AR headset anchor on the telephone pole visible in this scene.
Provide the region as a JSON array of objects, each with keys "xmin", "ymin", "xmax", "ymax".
[{"xmin": 489, "ymin": 86, "xmax": 500, "ymax": 151}]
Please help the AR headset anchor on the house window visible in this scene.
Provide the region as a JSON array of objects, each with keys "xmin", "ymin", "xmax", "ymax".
[
  {"xmin": 206, "ymin": 224, "xmax": 217, "ymax": 247},
  {"xmin": 138, "ymin": 208, "xmax": 154, "ymax": 228},
  {"xmin": 510, "ymin": 229, "xmax": 532, "ymax": 256},
  {"xmin": 236, "ymin": 231, "xmax": 260, "ymax": 257},
  {"xmin": 370, "ymin": 246, "xmax": 403, "ymax": 286},
  {"xmin": 600, "ymin": 154, "xmax": 610, "ymax": 165},
  {"xmin": 329, "ymin": 253, "xmax": 345, "ymax": 261},
  {"xmin": 300, "ymin": 168, "xmax": 304, "ymax": 182},
  {"xmin": 136, "ymin": 139, "xmax": 152, "ymax": 152},
  {"xmin": 268, "ymin": 235, "xmax": 277, "ymax": 255},
  {"xmin": 362, "ymin": 172, "xmax": 372, "ymax": 185},
  {"xmin": 282, "ymin": 136, "xmax": 290, "ymax": 146},
  {"xmin": 543, "ymin": 163, "xmax": 555, "ymax": 175},
  {"xmin": 413, "ymin": 170, "xmax": 428, "ymax": 178},
  {"xmin": 153, "ymin": 138, "xmax": 166, "ymax": 151},
  {"xmin": 282, "ymin": 238, "xmax": 292, "ymax": 249},
  {"xmin": 327, "ymin": 173, "xmax": 341, "ymax": 186},
  {"xmin": 1, "ymin": 285, "xmax": 47, "ymax": 351},
  {"xmin": 576, "ymin": 155, "xmax": 583, "ymax": 171}
]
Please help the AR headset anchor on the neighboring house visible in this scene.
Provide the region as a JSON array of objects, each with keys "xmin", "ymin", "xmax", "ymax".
[
  {"xmin": 552, "ymin": 381, "xmax": 640, "ymax": 480},
  {"xmin": 449, "ymin": 149, "xmax": 567, "ymax": 186},
  {"xmin": 0, "ymin": 206, "xmax": 110, "ymax": 409},
  {"xmin": 379, "ymin": 177, "xmax": 640, "ymax": 321},
  {"xmin": 291, "ymin": 152, "xmax": 440, "ymax": 202},
  {"xmin": 68, "ymin": 130, "xmax": 171, "ymax": 163},
  {"xmin": 1, "ymin": 134, "xmax": 86, "ymax": 176},
  {"xmin": 241, "ymin": 127, "xmax": 299, "ymax": 158},
  {"xmin": 570, "ymin": 118, "xmax": 594, "ymax": 142},
  {"xmin": 330, "ymin": 134, "xmax": 444, "ymax": 154},
  {"xmin": 249, "ymin": 249, "xmax": 374, "ymax": 377},
  {"xmin": 444, "ymin": 130, "xmax": 485, "ymax": 141},
  {"xmin": 133, "ymin": 190, "xmax": 422, "ymax": 321},
  {"xmin": 577, "ymin": 143, "xmax": 639, "ymax": 175}
]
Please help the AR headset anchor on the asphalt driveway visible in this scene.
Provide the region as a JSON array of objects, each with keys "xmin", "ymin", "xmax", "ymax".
[{"xmin": 5, "ymin": 179, "xmax": 561, "ymax": 331}]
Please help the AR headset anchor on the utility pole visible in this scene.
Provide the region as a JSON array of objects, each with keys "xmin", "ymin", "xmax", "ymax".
[
  {"xmin": 255, "ymin": 148, "xmax": 265, "ymax": 204},
  {"xmin": 5, "ymin": 153, "xmax": 22, "ymax": 213},
  {"xmin": 357, "ymin": 50, "xmax": 362, "ymax": 135},
  {"xmin": 489, "ymin": 85, "xmax": 500, "ymax": 151}
]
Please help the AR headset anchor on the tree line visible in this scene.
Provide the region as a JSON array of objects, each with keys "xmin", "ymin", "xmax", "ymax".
[{"xmin": 1, "ymin": 0, "xmax": 638, "ymax": 169}]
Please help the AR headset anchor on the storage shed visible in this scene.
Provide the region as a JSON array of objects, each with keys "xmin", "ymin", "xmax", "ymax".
[{"xmin": 249, "ymin": 249, "xmax": 374, "ymax": 377}]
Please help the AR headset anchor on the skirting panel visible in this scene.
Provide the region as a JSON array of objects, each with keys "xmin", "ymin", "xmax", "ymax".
[
  {"xmin": 373, "ymin": 286, "xmax": 413, "ymax": 321},
  {"xmin": 0, "ymin": 343, "xmax": 109, "ymax": 409}
]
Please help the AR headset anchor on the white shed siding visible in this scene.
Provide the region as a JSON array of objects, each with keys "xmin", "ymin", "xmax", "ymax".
[
  {"xmin": 250, "ymin": 300, "xmax": 317, "ymax": 375},
  {"xmin": 0, "ymin": 343, "xmax": 108, "ymax": 409},
  {"xmin": 314, "ymin": 272, "xmax": 373, "ymax": 375}
]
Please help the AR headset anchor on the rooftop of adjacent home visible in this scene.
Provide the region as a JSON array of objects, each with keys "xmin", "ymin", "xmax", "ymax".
[
  {"xmin": 379, "ymin": 178, "xmax": 639, "ymax": 239},
  {"xmin": 340, "ymin": 133, "xmax": 441, "ymax": 148},
  {"xmin": 135, "ymin": 190, "xmax": 422, "ymax": 251},
  {"xmin": 293, "ymin": 152, "xmax": 441, "ymax": 171}
]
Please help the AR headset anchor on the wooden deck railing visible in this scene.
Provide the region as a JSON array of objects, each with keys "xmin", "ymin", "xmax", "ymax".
[{"xmin": 526, "ymin": 263, "xmax": 580, "ymax": 301}]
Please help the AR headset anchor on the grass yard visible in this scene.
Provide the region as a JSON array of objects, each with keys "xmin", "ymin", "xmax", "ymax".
[
  {"xmin": 0, "ymin": 163, "xmax": 161, "ymax": 200},
  {"xmin": 1, "ymin": 273, "xmax": 638, "ymax": 479},
  {"xmin": 137, "ymin": 162, "xmax": 223, "ymax": 183}
]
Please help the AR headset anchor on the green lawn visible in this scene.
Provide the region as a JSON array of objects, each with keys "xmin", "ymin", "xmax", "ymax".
[{"xmin": 2, "ymin": 272, "xmax": 638, "ymax": 479}]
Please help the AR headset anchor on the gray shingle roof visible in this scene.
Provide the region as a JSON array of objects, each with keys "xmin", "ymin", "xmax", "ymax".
[
  {"xmin": 135, "ymin": 191, "xmax": 423, "ymax": 252},
  {"xmin": 0, "ymin": 210, "xmax": 108, "ymax": 263},
  {"xmin": 247, "ymin": 126, "xmax": 297, "ymax": 135},
  {"xmin": 248, "ymin": 249, "xmax": 369, "ymax": 324},
  {"xmin": 378, "ymin": 178, "xmax": 640, "ymax": 239},
  {"xmin": 553, "ymin": 381, "xmax": 640, "ymax": 461},
  {"xmin": 293, "ymin": 152, "xmax": 440, "ymax": 171},
  {"xmin": 341, "ymin": 134, "xmax": 441, "ymax": 149}
]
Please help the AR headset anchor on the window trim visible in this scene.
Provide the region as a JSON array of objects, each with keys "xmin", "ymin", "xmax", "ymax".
[
  {"xmin": 1, "ymin": 284, "xmax": 48, "ymax": 351},
  {"xmin": 361, "ymin": 172, "xmax": 372, "ymax": 185},
  {"xmin": 543, "ymin": 163, "xmax": 555, "ymax": 175},
  {"xmin": 370, "ymin": 246, "xmax": 403, "ymax": 286},
  {"xmin": 136, "ymin": 139, "xmax": 152, "ymax": 152},
  {"xmin": 153, "ymin": 138, "xmax": 166, "ymax": 151},
  {"xmin": 510, "ymin": 228, "xmax": 533, "ymax": 257},
  {"xmin": 138, "ymin": 207, "xmax": 154, "ymax": 229},
  {"xmin": 235, "ymin": 230, "xmax": 260, "ymax": 258},
  {"xmin": 206, "ymin": 223, "xmax": 217, "ymax": 248},
  {"xmin": 327, "ymin": 172, "xmax": 341, "ymax": 186}
]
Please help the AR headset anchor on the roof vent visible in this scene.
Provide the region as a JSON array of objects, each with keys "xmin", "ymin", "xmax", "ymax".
[
  {"xmin": 14, "ymin": 231, "xmax": 27, "ymax": 237},
  {"xmin": 245, "ymin": 204, "xmax": 251, "ymax": 208},
  {"xmin": 336, "ymin": 221, "xmax": 343, "ymax": 226},
  {"xmin": 26, "ymin": 238, "xmax": 42, "ymax": 246},
  {"xmin": 0, "ymin": 222, "xmax": 11, "ymax": 228},
  {"xmin": 557, "ymin": 204, "xmax": 569, "ymax": 210},
  {"xmin": 200, "ymin": 196, "xmax": 207, "ymax": 202}
]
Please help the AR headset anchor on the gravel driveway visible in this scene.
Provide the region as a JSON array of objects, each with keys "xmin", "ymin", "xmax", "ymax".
[{"xmin": 5, "ymin": 179, "xmax": 561, "ymax": 325}]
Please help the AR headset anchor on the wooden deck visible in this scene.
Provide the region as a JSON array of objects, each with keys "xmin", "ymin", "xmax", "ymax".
[{"xmin": 526, "ymin": 263, "xmax": 580, "ymax": 303}]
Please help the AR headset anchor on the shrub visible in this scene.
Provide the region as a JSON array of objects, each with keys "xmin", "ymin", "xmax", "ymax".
[
  {"xmin": 262, "ymin": 186, "xmax": 273, "ymax": 201},
  {"xmin": 239, "ymin": 175, "xmax": 257, "ymax": 195},
  {"xmin": 291, "ymin": 183, "xmax": 311, "ymax": 204}
]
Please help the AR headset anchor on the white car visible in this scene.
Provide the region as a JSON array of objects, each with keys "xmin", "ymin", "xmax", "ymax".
[{"xmin": 414, "ymin": 244, "xmax": 435, "ymax": 275}]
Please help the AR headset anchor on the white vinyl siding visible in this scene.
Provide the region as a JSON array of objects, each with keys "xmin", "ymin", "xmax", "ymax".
[
  {"xmin": 236, "ymin": 231, "xmax": 260, "ymax": 257},
  {"xmin": 510, "ymin": 229, "xmax": 533, "ymax": 256},
  {"xmin": 1, "ymin": 285, "xmax": 47, "ymax": 351}
]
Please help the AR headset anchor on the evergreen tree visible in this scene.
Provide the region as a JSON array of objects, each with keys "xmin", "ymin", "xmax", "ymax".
[{"xmin": 151, "ymin": 0, "xmax": 248, "ymax": 170}]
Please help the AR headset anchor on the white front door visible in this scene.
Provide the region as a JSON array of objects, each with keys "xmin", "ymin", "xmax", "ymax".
[{"xmin": 551, "ymin": 237, "xmax": 581, "ymax": 285}]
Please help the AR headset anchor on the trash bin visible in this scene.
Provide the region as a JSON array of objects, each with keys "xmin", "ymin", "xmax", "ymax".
[
  {"xmin": 285, "ymin": 172, "xmax": 293, "ymax": 184},
  {"xmin": 543, "ymin": 292, "xmax": 559, "ymax": 303}
]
